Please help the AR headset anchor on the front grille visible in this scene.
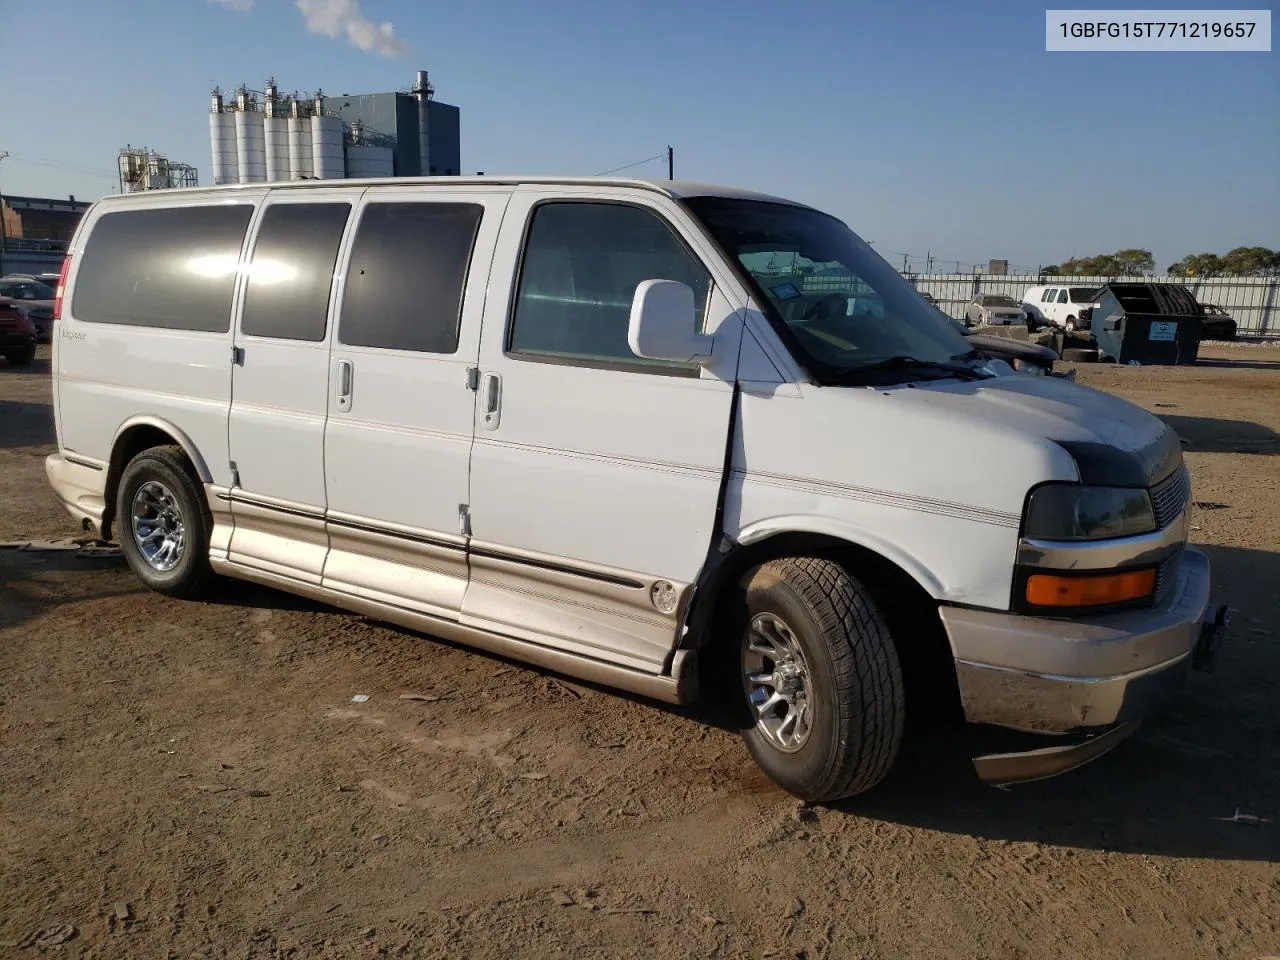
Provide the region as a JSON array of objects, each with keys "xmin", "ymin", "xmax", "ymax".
[
  {"xmin": 1150, "ymin": 466, "xmax": 1191, "ymax": 529},
  {"xmin": 1154, "ymin": 547, "xmax": 1183, "ymax": 605}
]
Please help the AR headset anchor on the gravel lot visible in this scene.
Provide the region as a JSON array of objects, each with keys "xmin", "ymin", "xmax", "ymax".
[{"xmin": 2, "ymin": 344, "xmax": 1277, "ymax": 959}]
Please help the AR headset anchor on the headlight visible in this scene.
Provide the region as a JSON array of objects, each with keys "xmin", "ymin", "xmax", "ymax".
[{"xmin": 1024, "ymin": 484, "xmax": 1156, "ymax": 540}]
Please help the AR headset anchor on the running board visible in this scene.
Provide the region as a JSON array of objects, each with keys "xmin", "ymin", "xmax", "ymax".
[{"xmin": 210, "ymin": 558, "xmax": 697, "ymax": 705}]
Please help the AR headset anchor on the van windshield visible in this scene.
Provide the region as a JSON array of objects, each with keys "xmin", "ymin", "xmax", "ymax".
[{"xmin": 684, "ymin": 196, "xmax": 973, "ymax": 384}]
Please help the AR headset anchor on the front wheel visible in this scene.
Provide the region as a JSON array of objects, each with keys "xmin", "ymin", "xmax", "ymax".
[
  {"xmin": 116, "ymin": 445, "xmax": 215, "ymax": 599},
  {"xmin": 737, "ymin": 558, "xmax": 905, "ymax": 802}
]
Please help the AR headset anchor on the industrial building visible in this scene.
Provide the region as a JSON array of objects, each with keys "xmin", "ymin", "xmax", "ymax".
[
  {"xmin": 117, "ymin": 146, "xmax": 199, "ymax": 193},
  {"xmin": 209, "ymin": 70, "xmax": 460, "ymax": 185},
  {"xmin": 0, "ymin": 194, "xmax": 91, "ymax": 275}
]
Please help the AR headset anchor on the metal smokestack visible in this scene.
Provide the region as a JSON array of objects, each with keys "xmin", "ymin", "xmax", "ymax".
[{"xmin": 413, "ymin": 69, "xmax": 433, "ymax": 176}]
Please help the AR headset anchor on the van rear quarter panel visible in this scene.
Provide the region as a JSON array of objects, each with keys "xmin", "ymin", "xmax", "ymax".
[{"xmin": 58, "ymin": 324, "xmax": 234, "ymax": 484}]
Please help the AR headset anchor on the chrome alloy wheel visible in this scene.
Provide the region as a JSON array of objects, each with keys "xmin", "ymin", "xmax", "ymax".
[
  {"xmin": 131, "ymin": 480, "xmax": 185, "ymax": 572},
  {"xmin": 743, "ymin": 612, "xmax": 814, "ymax": 752}
]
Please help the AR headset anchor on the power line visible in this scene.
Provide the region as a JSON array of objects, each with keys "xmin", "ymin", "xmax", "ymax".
[
  {"xmin": 5, "ymin": 153, "xmax": 118, "ymax": 181},
  {"xmin": 594, "ymin": 153, "xmax": 667, "ymax": 176}
]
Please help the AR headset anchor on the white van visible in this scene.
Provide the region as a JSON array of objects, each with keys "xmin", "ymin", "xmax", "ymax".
[
  {"xmin": 1022, "ymin": 284, "xmax": 1100, "ymax": 332},
  {"xmin": 45, "ymin": 177, "xmax": 1224, "ymax": 801}
]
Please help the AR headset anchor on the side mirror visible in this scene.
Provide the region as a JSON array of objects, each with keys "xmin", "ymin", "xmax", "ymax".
[{"xmin": 627, "ymin": 279, "xmax": 713, "ymax": 364}]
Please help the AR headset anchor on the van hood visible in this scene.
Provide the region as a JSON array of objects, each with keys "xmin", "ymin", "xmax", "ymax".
[
  {"xmin": 744, "ymin": 373, "xmax": 1182, "ymax": 531},
  {"xmin": 911, "ymin": 373, "xmax": 1182, "ymax": 487}
]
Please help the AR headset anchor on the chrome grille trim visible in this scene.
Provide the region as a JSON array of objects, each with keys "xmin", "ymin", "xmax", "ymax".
[
  {"xmin": 1154, "ymin": 547, "xmax": 1184, "ymax": 606},
  {"xmin": 1150, "ymin": 466, "xmax": 1191, "ymax": 530}
]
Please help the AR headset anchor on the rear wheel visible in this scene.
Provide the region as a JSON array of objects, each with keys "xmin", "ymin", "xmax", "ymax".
[
  {"xmin": 116, "ymin": 445, "xmax": 215, "ymax": 599},
  {"xmin": 3, "ymin": 345, "xmax": 35, "ymax": 366},
  {"xmin": 1065, "ymin": 316, "xmax": 1077, "ymax": 333},
  {"xmin": 735, "ymin": 558, "xmax": 904, "ymax": 802}
]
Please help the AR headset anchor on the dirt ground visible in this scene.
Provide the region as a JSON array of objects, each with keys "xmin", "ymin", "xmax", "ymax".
[{"xmin": 1, "ymin": 344, "xmax": 1277, "ymax": 959}]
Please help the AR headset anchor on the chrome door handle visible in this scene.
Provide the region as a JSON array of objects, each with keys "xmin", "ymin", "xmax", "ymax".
[
  {"xmin": 336, "ymin": 359, "xmax": 353, "ymax": 413},
  {"xmin": 480, "ymin": 371, "xmax": 501, "ymax": 430}
]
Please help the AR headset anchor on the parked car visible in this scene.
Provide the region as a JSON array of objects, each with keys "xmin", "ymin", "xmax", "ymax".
[
  {"xmin": 964, "ymin": 294, "xmax": 1027, "ymax": 326},
  {"xmin": 1021, "ymin": 285, "xmax": 1099, "ymax": 332},
  {"xmin": 0, "ymin": 296, "xmax": 38, "ymax": 366},
  {"xmin": 44, "ymin": 176, "xmax": 1224, "ymax": 802},
  {"xmin": 0, "ymin": 277, "xmax": 56, "ymax": 342},
  {"xmin": 1198, "ymin": 303, "xmax": 1237, "ymax": 341}
]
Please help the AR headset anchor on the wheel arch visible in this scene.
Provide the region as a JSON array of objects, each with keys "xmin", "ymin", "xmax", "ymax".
[
  {"xmin": 682, "ymin": 519, "xmax": 961, "ymax": 722},
  {"xmin": 102, "ymin": 417, "xmax": 211, "ymax": 539}
]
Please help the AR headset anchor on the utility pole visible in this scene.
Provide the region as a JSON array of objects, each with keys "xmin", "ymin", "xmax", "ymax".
[
  {"xmin": 667, "ymin": 146, "xmax": 673, "ymax": 181},
  {"xmin": 0, "ymin": 152, "xmax": 9, "ymax": 276}
]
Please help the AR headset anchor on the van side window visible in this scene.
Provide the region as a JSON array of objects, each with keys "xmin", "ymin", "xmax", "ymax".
[
  {"xmin": 508, "ymin": 202, "xmax": 710, "ymax": 368},
  {"xmin": 241, "ymin": 203, "xmax": 351, "ymax": 342},
  {"xmin": 71, "ymin": 205, "xmax": 254, "ymax": 332},
  {"xmin": 338, "ymin": 202, "xmax": 483, "ymax": 354},
  {"xmin": 1057, "ymin": 289, "xmax": 1069, "ymax": 303},
  {"xmin": 1041, "ymin": 289, "xmax": 1057, "ymax": 302}
]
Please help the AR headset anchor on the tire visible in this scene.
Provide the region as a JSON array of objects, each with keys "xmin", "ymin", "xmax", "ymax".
[
  {"xmin": 4, "ymin": 345, "xmax": 35, "ymax": 367},
  {"xmin": 1064, "ymin": 317, "xmax": 1076, "ymax": 333},
  {"xmin": 735, "ymin": 557, "xmax": 904, "ymax": 802},
  {"xmin": 116, "ymin": 445, "xmax": 215, "ymax": 599}
]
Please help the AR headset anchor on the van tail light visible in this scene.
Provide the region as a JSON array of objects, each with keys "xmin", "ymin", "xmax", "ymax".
[
  {"xmin": 53, "ymin": 255, "xmax": 71, "ymax": 321},
  {"xmin": 1078, "ymin": 307, "xmax": 1092, "ymax": 325}
]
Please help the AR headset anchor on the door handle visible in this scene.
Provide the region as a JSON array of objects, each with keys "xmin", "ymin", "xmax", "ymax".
[
  {"xmin": 336, "ymin": 359, "xmax": 353, "ymax": 413},
  {"xmin": 480, "ymin": 371, "xmax": 501, "ymax": 430}
]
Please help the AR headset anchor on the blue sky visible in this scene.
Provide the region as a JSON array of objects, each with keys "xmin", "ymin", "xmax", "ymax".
[{"xmin": 1, "ymin": 0, "xmax": 1275, "ymax": 272}]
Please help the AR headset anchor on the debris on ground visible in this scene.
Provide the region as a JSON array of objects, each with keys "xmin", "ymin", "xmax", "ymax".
[
  {"xmin": 350, "ymin": 694, "xmax": 370, "ymax": 703},
  {"xmin": 398, "ymin": 693, "xmax": 443, "ymax": 702}
]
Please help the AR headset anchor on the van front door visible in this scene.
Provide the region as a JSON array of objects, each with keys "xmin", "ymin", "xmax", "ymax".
[
  {"xmin": 320, "ymin": 189, "xmax": 508, "ymax": 618},
  {"xmin": 227, "ymin": 191, "xmax": 356, "ymax": 582},
  {"xmin": 463, "ymin": 190, "xmax": 741, "ymax": 673}
]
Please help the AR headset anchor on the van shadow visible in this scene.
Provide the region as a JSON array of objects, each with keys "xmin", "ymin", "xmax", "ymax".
[
  {"xmin": 1157, "ymin": 414, "xmax": 1280, "ymax": 455},
  {"xmin": 0, "ymin": 400, "xmax": 55, "ymax": 449},
  {"xmin": 833, "ymin": 543, "xmax": 1280, "ymax": 862}
]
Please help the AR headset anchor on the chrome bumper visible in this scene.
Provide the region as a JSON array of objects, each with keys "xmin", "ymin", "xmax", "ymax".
[{"xmin": 938, "ymin": 547, "xmax": 1227, "ymax": 784}]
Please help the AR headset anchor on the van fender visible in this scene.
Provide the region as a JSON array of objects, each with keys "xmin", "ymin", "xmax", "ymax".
[
  {"xmin": 733, "ymin": 514, "xmax": 947, "ymax": 599},
  {"xmin": 110, "ymin": 415, "xmax": 214, "ymax": 484}
]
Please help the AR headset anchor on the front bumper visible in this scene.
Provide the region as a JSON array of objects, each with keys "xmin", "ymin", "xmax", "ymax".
[{"xmin": 939, "ymin": 547, "xmax": 1226, "ymax": 783}]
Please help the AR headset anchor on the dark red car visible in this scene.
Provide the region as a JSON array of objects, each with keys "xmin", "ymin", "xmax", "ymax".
[{"xmin": 0, "ymin": 296, "xmax": 38, "ymax": 367}]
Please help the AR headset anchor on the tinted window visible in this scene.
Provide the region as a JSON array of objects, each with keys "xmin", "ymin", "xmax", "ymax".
[
  {"xmin": 72, "ymin": 205, "xmax": 253, "ymax": 331},
  {"xmin": 1041, "ymin": 289, "xmax": 1057, "ymax": 302},
  {"xmin": 339, "ymin": 202, "xmax": 482, "ymax": 353},
  {"xmin": 1069, "ymin": 287, "xmax": 1098, "ymax": 303},
  {"xmin": 1057, "ymin": 289, "xmax": 1069, "ymax": 303},
  {"xmin": 241, "ymin": 203, "xmax": 350, "ymax": 341},
  {"xmin": 509, "ymin": 202, "xmax": 710, "ymax": 366}
]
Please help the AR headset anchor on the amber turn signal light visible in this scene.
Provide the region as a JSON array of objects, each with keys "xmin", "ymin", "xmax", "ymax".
[{"xmin": 1025, "ymin": 569, "xmax": 1156, "ymax": 608}]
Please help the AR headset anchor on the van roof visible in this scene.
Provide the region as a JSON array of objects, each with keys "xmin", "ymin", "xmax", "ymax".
[{"xmin": 89, "ymin": 176, "xmax": 816, "ymax": 211}]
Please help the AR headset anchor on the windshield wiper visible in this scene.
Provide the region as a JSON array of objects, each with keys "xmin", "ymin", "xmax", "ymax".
[{"xmin": 831, "ymin": 354, "xmax": 991, "ymax": 385}]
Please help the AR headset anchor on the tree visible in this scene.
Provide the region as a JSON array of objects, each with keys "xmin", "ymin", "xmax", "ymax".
[
  {"xmin": 1167, "ymin": 253, "xmax": 1224, "ymax": 276},
  {"xmin": 1054, "ymin": 249, "xmax": 1153, "ymax": 276},
  {"xmin": 1113, "ymin": 248, "xmax": 1155, "ymax": 275},
  {"xmin": 1220, "ymin": 246, "xmax": 1279, "ymax": 276},
  {"xmin": 1040, "ymin": 264, "xmax": 1061, "ymax": 276}
]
